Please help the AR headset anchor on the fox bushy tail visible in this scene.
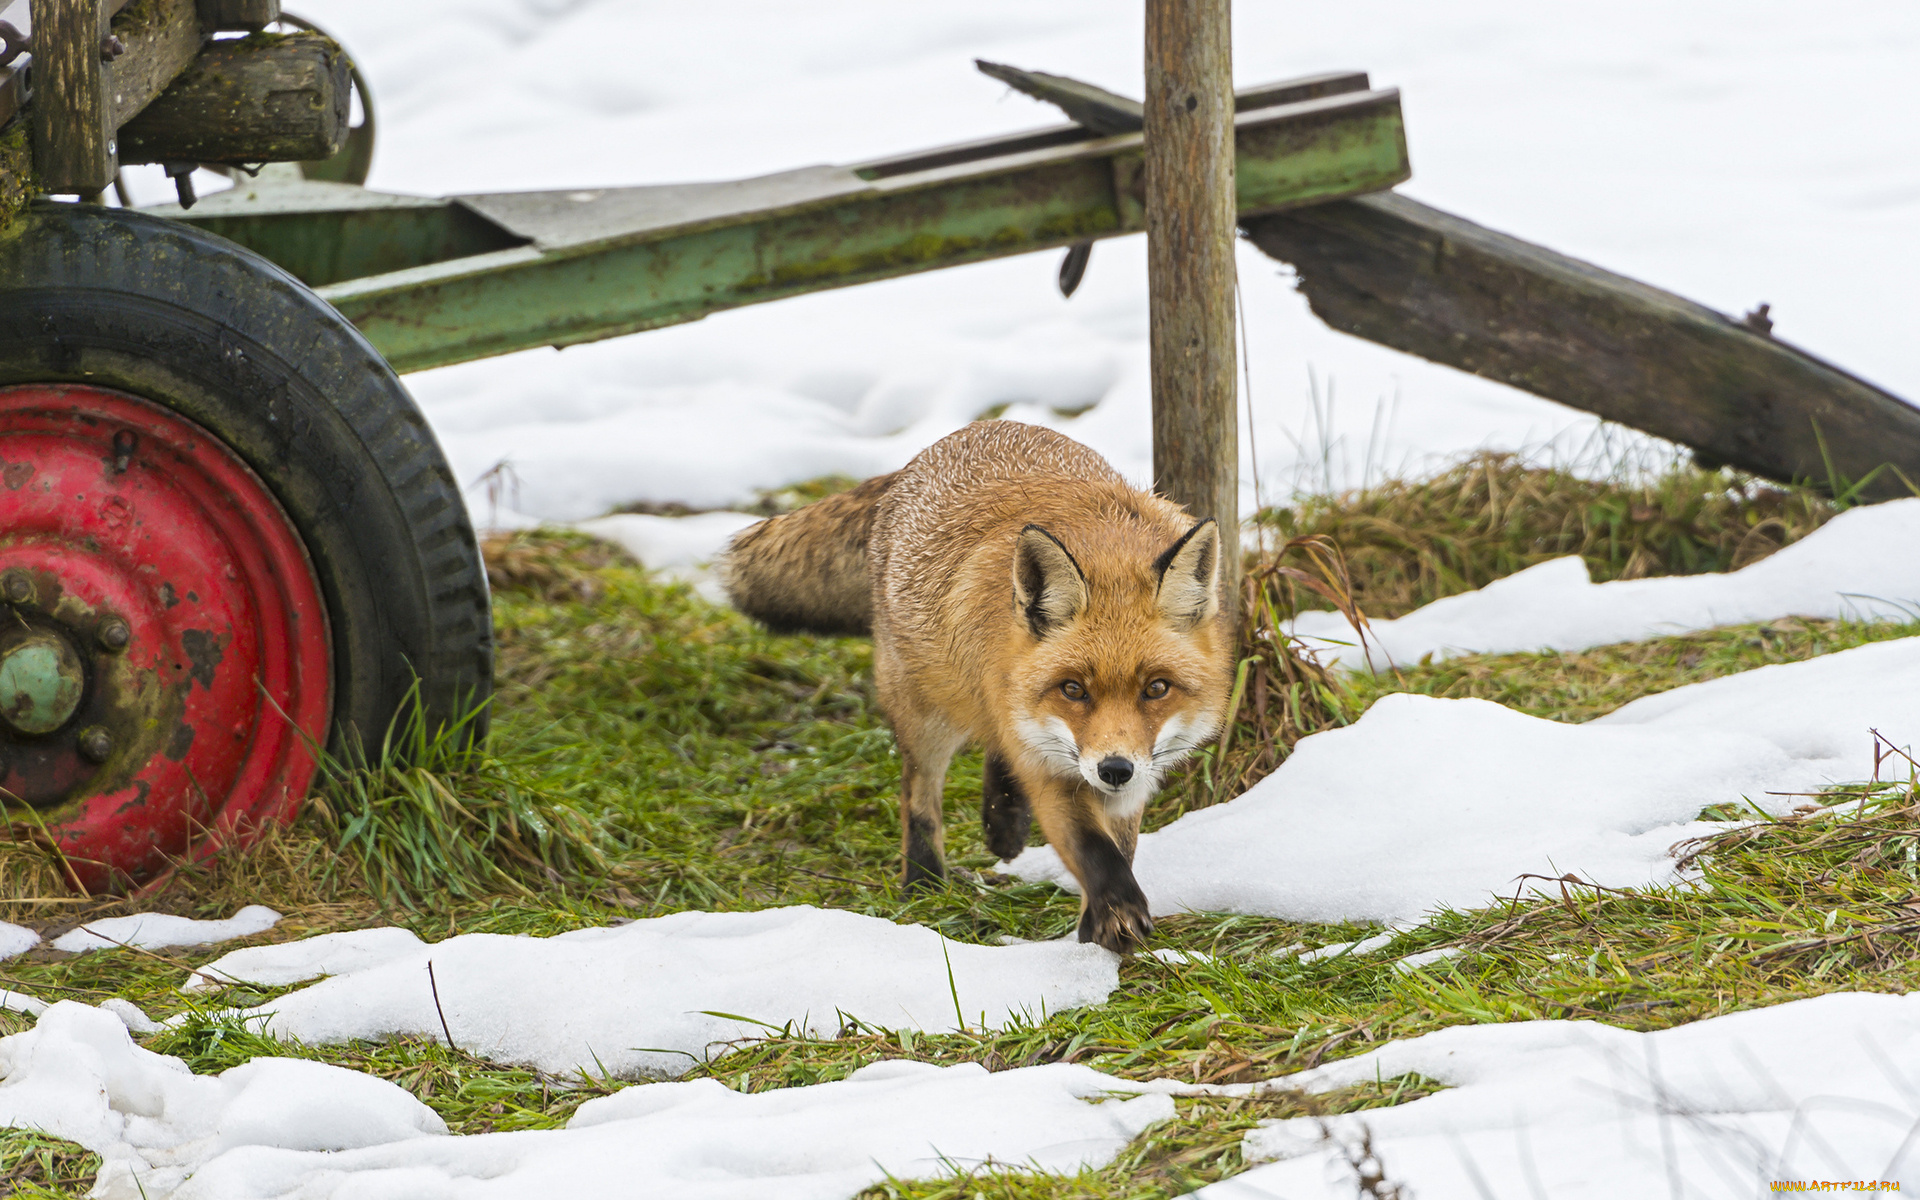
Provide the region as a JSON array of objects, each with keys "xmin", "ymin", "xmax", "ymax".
[{"xmin": 717, "ymin": 472, "xmax": 896, "ymax": 636}]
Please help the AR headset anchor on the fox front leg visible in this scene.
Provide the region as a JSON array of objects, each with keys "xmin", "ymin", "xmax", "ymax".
[
  {"xmin": 980, "ymin": 751, "xmax": 1034, "ymax": 861},
  {"xmin": 895, "ymin": 723, "xmax": 967, "ymax": 889},
  {"xmin": 1069, "ymin": 825, "xmax": 1153, "ymax": 952},
  {"xmin": 1031, "ymin": 783, "xmax": 1153, "ymax": 952}
]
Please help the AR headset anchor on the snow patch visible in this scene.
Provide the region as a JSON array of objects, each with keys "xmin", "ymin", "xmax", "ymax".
[
  {"xmin": 200, "ymin": 906, "xmax": 1118, "ymax": 1078},
  {"xmin": 1294, "ymin": 500, "xmax": 1920, "ymax": 671},
  {"xmin": 0, "ymin": 1002, "xmax": 1170, "ymax": 1200},
  {"xmin": 571, "ymin": 510, "xmax": 762, "ymax": 572},
  {"xmin": 1147, "ymin": 948, "xmax": 1216, "ymax": 966},
  {"xmin": 572, "ymin": 509, "xmax": 764, "ymax": 601},
  {"xmin": 51, "ymin": 907, "xmax": 281, "ymax": 954},
  {"xmin": 171, "ymin": 1060, "xmax": 1172, "ymax": 1199},
  {"xmin": 0, "ymin": 1001, "xmax": 446, "ymax": 1200},
  {"xmin": 99, "ymin": 999, "xmax": 158, "ymax": 1034},
  {"xmin": 1008, "ymin": 638, "xmax": 1920, "ymax": 923},
  {"xmin": 0, "ymin": 921, "xmax": 38, "ymax": 960},
  {"xmin": 1296, "ymin": 932, "xmax": 1398, "ymax": 964},
  {"xmin": 1201, "ymin": 991, "xmax": 1920, "ymax": 1197},
  {"xmin": 184, "ymin": 928, "xmax": 426, "ymax": 992},
  {"xmin": 1391, "ymin": 947, "xmax": 1463, "ymax": 975}
]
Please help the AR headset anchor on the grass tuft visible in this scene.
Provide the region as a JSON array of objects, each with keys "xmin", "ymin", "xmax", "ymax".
[
  {"xmin": 0, "ymin": 1130, "xmax": 99, "ymax": 1199},
  {"xmin": 306, "ymin": 685, "xmax": 618, "ymax": 910},
  {"xmin": 1256, "ymin": 451, "xmax": 1834, "ymax": 620},
  {"xmin": 483, "ymin": 528, "xmax": 636, "ymax": 604}
]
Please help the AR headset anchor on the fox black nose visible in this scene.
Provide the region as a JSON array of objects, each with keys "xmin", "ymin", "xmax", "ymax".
[{"xmin": 1097, "ymin": 756, "xmax": 1134, "ymax": 787}]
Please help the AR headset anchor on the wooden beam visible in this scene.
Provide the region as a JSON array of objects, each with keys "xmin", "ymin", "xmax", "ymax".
[
  {"xmin": 105, "ymin": 0, "xmax": 208, "ymax": 130},
  {"xmin": 976, "ymin": 59, "xmax": 1142, "ymax": 136},
  {"xmin": 196, "ymin": 0, "xmax": 277, "ymax": 31},
  {"xmin": 1243, "ymin": 192, "xmax": 1920, "ymax": 501},
  {"xmin": 1146, "ymin": 0, "xmax": 1241, "ymax": 608},
  {"xmin": 118, "ymin": 32, "xmax": 348, "ymax": 165},
  {"xmin": 0, "ymin": 63, "xmax": 26, "ymax": 130},
  {"xmin": 29, "ymin": 0, "xmax": 115, "ymax": 193},
  {"xmin": 6, "ymin": 0, "xmax": 204, "ymax": 148},
  {"xmin": 972, "ymin": 61, "xmax": 1370, "ymax": 140}
]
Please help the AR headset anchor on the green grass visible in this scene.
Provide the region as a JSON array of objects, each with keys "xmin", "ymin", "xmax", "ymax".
[
  {"xmin": 0, "ymin": 1130, "xmax": 99, "ymax": 1200},
  {"xmin": 1, "ymin": 459, "xmax": 1916, "ymax": 1198}
]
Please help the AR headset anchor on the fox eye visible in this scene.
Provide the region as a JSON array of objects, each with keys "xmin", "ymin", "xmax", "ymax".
[
  {"xmin": 1060, "ymin": 680, "xmax": 1087, "ymax": 701},
  {"xmin": 1143, "ymin": 679, "xmax": 1171, "ymax": 700}
]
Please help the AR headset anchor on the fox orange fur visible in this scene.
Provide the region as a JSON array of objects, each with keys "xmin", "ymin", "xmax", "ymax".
[{"xmin": 720, "ymin": 422, "xmax": 1234, "ymax": 951}]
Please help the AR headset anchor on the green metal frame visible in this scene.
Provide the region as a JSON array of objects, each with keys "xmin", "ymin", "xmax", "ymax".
[{"xmin": 159, "ymin": 74, "xmax": 1409, "ymax": 373}]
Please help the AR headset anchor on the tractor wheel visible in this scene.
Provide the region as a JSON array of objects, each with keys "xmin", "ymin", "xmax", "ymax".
[{"xmin": 0, "ymin": 201, "xmax": 492, "ymax": 892}]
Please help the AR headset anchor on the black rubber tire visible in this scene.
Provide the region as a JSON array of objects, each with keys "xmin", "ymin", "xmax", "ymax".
[{"xmin": 0, "ymin": 201, "xmax": 492, "ymax": 757}]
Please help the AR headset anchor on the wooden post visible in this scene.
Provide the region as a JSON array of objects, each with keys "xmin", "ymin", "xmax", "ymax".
[
  {"xmin": 1144, "ymin": 0, "xmax": 1240, "ymax": 619},
  {"xmin": 29, "ymin": 0, "xmax": 116, "ymax": 194}
]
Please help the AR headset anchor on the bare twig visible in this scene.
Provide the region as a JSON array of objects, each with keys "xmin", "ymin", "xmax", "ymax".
[{"xmin": 427, "ymin": 960, "xmax": 458, "ymax": 1052}]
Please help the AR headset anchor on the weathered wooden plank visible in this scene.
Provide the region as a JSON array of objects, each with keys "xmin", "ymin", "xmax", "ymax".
[
  {"xmin": 1146, "ymin": 0, "xmax": 1240, "ymax": 600},
  {"xmin": 0, "ymin": 2, "xmax": 201, "ymax": 135},
  {"xmin": 118, "ymin": 31, "xmax": 348, "ymax": 164},
  {"xmin": 29, "ymin": 0, "xmax": 115, "ymax": 193},
  {"xmin": 105, "ymin": 0, "xmax": 207, "ymax": 130},
  {"xmin": 196, "ymin": 0, "xmax": 276, "ymax": 30},
  {"xmin": 976, "ymin": 59, "xmax": 1142, "ymax": 135},
  {"xmin": 974, "ymin": 61, "xmax": 1370, "ymax": 136},
  {"xmin": 1233, "ymin": 71, "xmax": 1371, "ymax": 110},
  {"xmin": 0, "ymin": 63, "xmax": 25, "ymax": 129},
  {"xmin": 1243, "ymin": 192, "xmax": 1920, "ymax": 500}
]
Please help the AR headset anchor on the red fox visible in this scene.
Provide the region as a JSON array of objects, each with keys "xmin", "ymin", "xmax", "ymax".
[{"xmin": 719, "ymin": 421, "xmax": 1234, "ymax": 951}]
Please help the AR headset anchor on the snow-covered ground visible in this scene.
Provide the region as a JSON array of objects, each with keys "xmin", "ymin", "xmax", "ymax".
[
  {"xmin": 48, "ymin": 907, "xmax": 282, "ymax": 955},
  {"xmin": 1203, "ymin": 991, "xmax": 1920, "ymax": 1198},
  {"xmin": 3, "ymin": 6, "xmax": 1910, "ymax": 1196},
  {"xmin": 18, "ymin": 972, "xmax": 1920, "ymax": 1198},
  {"xmin": 5, "ymin": 1001, "xmax": 1173, "ymax": 1200},
  {"xmin": 0, "ymin": 920, "xmax": 38, "ymax": 960},
  {"xmin": 1295, "ymin": 498, "xmax": 1920, "ymax": 670},
  {"xmin": 109, "ymin": 0, "xmax": 1920, "ymax": 527},
  {"xmin": 1009, "ymin": 636, "xmax": 1920, "ymax": 923},
  {"xmin": 187, "ymin": 906, "xmax": 1119, "ymax": 1078}
]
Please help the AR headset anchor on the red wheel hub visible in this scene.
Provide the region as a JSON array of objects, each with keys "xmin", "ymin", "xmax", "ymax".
[{"xmin": 0, "ymin": 384, "xmax": 331, "ymax": 891}]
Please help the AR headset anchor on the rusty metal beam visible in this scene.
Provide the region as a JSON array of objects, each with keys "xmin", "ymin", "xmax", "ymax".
[{"xmin": 156, "ymin": 76, "xmax": 1410, "ymax": 373}]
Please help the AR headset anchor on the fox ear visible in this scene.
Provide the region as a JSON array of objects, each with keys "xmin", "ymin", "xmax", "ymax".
[
  {"xmin": 1013, "ymin": 525, "xmax": 1089, "ymax": 638},
  {"xmin": 1154, "ymin": 519, "xmax": 1220, "ymax": 631}
]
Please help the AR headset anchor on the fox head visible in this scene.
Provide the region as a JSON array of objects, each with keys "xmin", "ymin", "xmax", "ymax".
[{"xmin": 1006, "ymin": 519, "xmax": 1233, "ymax": 817}]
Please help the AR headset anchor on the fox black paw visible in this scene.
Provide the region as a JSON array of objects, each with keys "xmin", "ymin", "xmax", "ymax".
[
  {"xmin": 902, "ymin": 856, "xmax": 946, "ymax": 891},
  {"xmin": 1079, "ymin": 896, "xmax": 1154, "ymax": 953}
]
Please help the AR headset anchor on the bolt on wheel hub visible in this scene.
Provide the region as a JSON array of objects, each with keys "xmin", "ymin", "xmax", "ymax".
[{"xmin": 0, "ymin": 628, "xmax": 85, "ymax": 736}]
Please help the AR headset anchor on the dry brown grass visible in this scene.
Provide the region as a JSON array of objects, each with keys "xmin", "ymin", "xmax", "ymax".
[
  {"xmin": 0, "ymin": 823, "xmax": 377, "ymax": 938},
  {"xmin": 1163, "ymin": 455, "xmax": 1868, "ymax": 817},
  {"xmin": 1259, "ymin": 452, "xmax": 1834, "ymax": 619},
  {"xmin": 482, "ymin": 528, "xmax": 637, "ymax": 604},
  {"xmin": 1157, "ymin": 534, "xmax": 1361, "ymax": 822}
]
